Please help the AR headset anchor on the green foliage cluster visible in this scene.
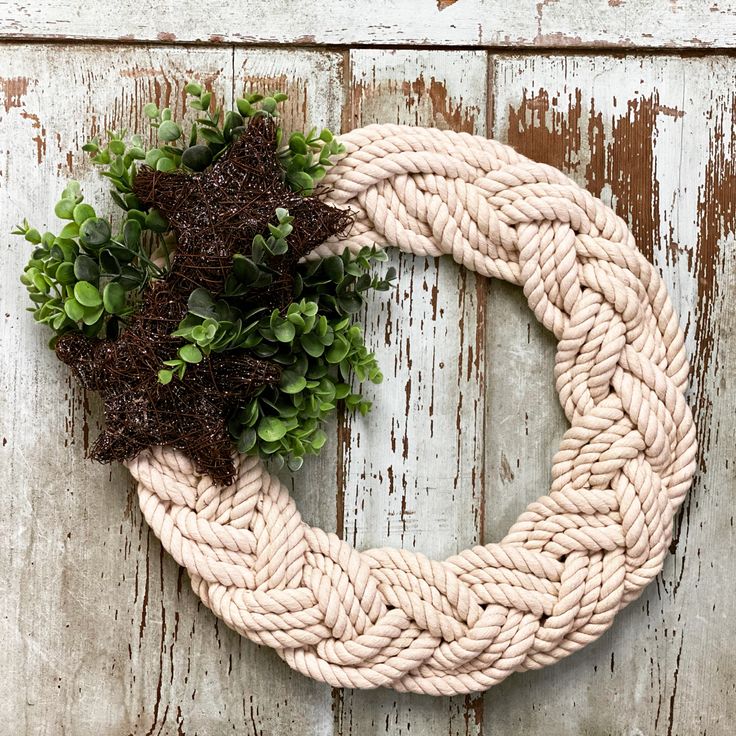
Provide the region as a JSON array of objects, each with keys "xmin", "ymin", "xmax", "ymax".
[
  {"xmin": 16, "ymin": 180, "xmax": 166, "ymax": 346},
  {"xmin": 17, "ymin": 83, "xmax": 345, "ymax": 345},
  {"xmin": 16, "ymin": 80, "xmax": 394, "ymax": 472},
  {"xmin": 86, "ymin": 82, "xmax": 344, "ymax": 194},
  {"xmin": 163, "ymin": 208, "xmax": 397, "ymax": 470}
]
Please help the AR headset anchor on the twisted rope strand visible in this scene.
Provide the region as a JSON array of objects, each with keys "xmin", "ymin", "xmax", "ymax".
[{"xmin": 125, "ymin": 125, "xmax": 697, "ymax": 695}]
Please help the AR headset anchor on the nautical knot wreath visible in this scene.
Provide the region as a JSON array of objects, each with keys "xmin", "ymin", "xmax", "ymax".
[{"xmin": 121, "ymin": 123, "xmax": 697, "ymax": 695}]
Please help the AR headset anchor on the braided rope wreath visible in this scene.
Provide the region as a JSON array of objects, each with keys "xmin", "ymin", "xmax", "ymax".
[{"xmin": 124, "ymin": 124, "xmax": 697, "ymax": 695}]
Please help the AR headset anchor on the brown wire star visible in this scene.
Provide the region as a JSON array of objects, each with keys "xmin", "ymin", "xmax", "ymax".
[{"xmin": 56, "ymin": 115, "xmax": 352, "ymax": 484}]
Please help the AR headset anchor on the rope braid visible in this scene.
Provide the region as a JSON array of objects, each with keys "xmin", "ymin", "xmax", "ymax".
[{"xmin": 125, "ymin": 124, "xmax": 697, "ymax": 695}]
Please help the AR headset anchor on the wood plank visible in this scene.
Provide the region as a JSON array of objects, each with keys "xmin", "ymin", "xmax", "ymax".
[
  {"xmin": 232, "ymin": 47, "xmax": 349, "ymax": 735},
  {"xmin": 0, "ymin": 44, "xmax": 344, "ymax": 735},
  {"xmin": 484, "ymin": 54, "xmax": 736, "ymax": 734},
  {"xmin": 334, "ymin": 48, "xmax": 488, "ymax": 736},
  {"xmin": 2, "ymin": 0, "xmax": 736, "ymax": 49},
  {"xmin": 233, "ymin": 46, "xmax": 347, "ymax": 531}
]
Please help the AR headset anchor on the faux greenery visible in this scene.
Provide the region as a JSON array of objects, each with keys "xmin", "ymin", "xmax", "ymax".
[
  {"xmin": 161, "ymin": 206, "xmax": 395, "ymax": 470},
  {"xmin": 15, "ymin": 180, "xmax": 165, "ymax": 346},
  {"xmin": 16, "ymin": 80, "xmax": 396, "ymax": 472}
]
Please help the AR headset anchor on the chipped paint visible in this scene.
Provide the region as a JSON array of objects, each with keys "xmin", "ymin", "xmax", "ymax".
[
  {"xmin": 0, "ymin": 75, "xmax": 29, "ymax": 112},
  {"xmin": 351, "ymin": 55, "xmax": 482, "ymax": 133},
  {"xmin": 506, "ymin": 88, "xmax": 681, "ymax": 263},
  {"xmin": 692, "ymin": 94, "xmax": 736, "ymax": 471},
  {"xmin": 589, "ymin": 95, "xmax": 662, "ymax": 262},
  {"xmin": 20, "ymin": 109, "xmax": 46, "ymax": 163},
  {"xmin": 506, "ymin": 88, "xmax": 583, "ymax": 172}
]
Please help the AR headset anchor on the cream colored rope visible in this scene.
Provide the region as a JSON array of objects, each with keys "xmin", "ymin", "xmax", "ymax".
[{"xmin": 125, "ymin": 124, "xmax": 697, "ymax": 695}]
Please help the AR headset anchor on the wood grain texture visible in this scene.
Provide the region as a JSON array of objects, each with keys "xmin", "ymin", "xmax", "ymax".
[
  {"xmin": 2, "ymin": 0, "xmax": 736, "ymax": 49},
  {"xmin": 486, "ymin": 54, "xmax": 736, "ymax": 735},
  {"xmin": 0, "ymin": 44, "xmax": 343, "ymax": 736},
  {"xmin": 1, "ymin": 38, "xmax": 734, "ymax": 736},
  {"xmin": 334, "ymin": 48, "xmax": 488, "ymax": 735}
]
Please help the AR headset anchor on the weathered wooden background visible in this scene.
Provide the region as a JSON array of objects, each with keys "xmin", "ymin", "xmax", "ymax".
[{"xmin": 1, "ymin": 2, "xmax": 735, "ymax": 734}]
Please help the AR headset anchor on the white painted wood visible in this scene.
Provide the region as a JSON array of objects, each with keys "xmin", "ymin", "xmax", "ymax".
[
  {"xmin": 485, "ymin": 54, "xmax": 736, "ymax": 734},
  {"xmin": 334, "ymin": 48, "xmax": 488, "ymax": 735},
  {"xmin": 1, "ymin": 0, "xmax": 736, "ymax": 49},
  {"xmin": 0, "ymin": 44, "xmax": 344, "ymax": 736}
]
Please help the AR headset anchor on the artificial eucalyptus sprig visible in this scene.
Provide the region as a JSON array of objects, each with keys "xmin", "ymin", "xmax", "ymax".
[
  {"xmin": 17, "ymin": 82, "xmax": 344, "ymax": 347},
  {"xmin": 16, "ymin": 181, "xmax": 166, "ymax": 345},
  {"xmin": 16, "ymin": 78, "xmax": 391, "ymax": 476},
  {"xmin": 161, "ymin": 207, "xmax": 396, "ymax": 470},
  {"xmin": 85, "ymin": 83, "xmax": 343, "ymax": 193}
]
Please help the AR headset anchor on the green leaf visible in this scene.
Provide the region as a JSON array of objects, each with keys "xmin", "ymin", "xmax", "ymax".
[
  {"xmin": 326, "ymin": 336, "xmax": 350, "ymax": 364},
  {"xmin": 287, "ymin": 456, "xmax": 304, "ymax": 472},
  {"xmin": 289, "ymin": 170, "xmax": 314, "ymax": 193},
  {"xmin": 237, "ymin": 428, "xmax": 257, "ymax": 454},
  {"xmin": 103, "ymin": 282, "xmax": 126, "ymax": 314},
  {"xmin": 337, "ymin": 293, "xmax": 363, "ymax": 314},
  {"xmin": 79, "ymin": 217, "xmax": 111, "ymax": 247},
  {"xmin": 289, "ymin": 134, "xmax": 308, "ymax": 154},
  {"xmin": 257, "ymin": 416, "xmax": 287, "ymax": 442},
  {"xmin": 236, "ymin": 98, "xmax": 253, "ymax": 117},
  {"xmin": 24, "ymin": 228, "xmax": 42, "ymax": 244},
  {"xmin": 300, "ymin": 333, "xmax": 324, "ymax": 358},
  {"xmin": 80, "ymin": 305, "xmax": 102, "ymax": 326},
  {"xmin": 54, "ymin": 198, "xmax": 76, "ymax": 220},
  {"xmin": 181, "ymin": 144, "xmax": 213, "ymax": 171},
  {"xmin": 158, "ymin": 120, "xmax": 182, "ymax": 141},
  {"xmin": 72, "ymin": 203, "xmax": 95, "ymax": 225},
  {"xmin": 144, "ymin": 102, "xmax": 159, "ymax": 119},
  {"xmin": 323, "ymin": 255, "xmax": 344, "ymax": 282},
  {"xmin": 59, "ymin": 222, "xmax": 80, "ymax": 239},
  {"xmin": 156, "ymin": 157, "xmax": 176, "ymax": 172},
  {"xmin": 56, "ymin": 261, "xmax": 75, "ymax": 285},
  {"xmin": 52, "ymin": 312, "xmax": 68, "ymax": 331},
  {"xmin": 123, "ymin": 219, "xmax": 142, "ymax": 250},
  {"xmin": 73, "ymin": 254, "xmax": 99, "ymax": 282},
  {"xmin": 232, "ymin": 254, "xmax": 260, "ymax": 284},
  {"xmin": 158, "ymin": 369, "xmax": 174, "ymax": 385},
  {"xmin": 145, "ymin": 209, "xmax": 168, "ymax": 233},
  {"xmin": 274, "ymin": 320, "xmax": 295, "ymax": 343},
  {"xmin": 64, "ymin": 297, "xmax": 85, "ymax": 322},
  {"xmin": 312, "ymin": 430, "xmax": 327, "ymax": 450},
  {"xmin": 73, "ymin": 281, "xmax": 102, "ymax": 308},
  {"xmin": 280, "ymin": 370, "xmax": 307, "ymax": 394},
  {"xmin": 179, "ymin": 344, "xmax": 203, "ymax": 364},
  {"xmin": 145, "ymin": 149, "xmax": 164, "ymax": 168},
  {"xmin": 187, "ymin": 288, "xmax": 217, "ymax": 319}
]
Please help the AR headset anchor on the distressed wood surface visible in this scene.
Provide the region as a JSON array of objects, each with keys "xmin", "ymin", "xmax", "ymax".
[
  {"xmin": 483, "ymin": 54, "xmax": 736, "ymax": 734},
  {"xmin": 1, "ymin": 41, "xmax": 734, "ymax": 736},
  {"xmin": 2, "ymin": 0, "xmax": 736, "ymax": 49}
]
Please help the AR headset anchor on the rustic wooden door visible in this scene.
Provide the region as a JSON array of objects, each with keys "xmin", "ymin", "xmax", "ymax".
[{"xmin": 1, "ymin": 2, "xmax": 734, "ymax": 734}]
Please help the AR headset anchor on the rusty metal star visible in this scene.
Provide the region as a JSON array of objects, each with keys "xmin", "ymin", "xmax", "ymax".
[{"xmin": 56, "ymin": 115, "xmax": 352, "ymax": 484}]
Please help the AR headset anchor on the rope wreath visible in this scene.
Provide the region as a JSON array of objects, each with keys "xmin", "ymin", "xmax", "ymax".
[{"xmin": 125, "ymin": 124, "xmax": 697, "ymax": 695}]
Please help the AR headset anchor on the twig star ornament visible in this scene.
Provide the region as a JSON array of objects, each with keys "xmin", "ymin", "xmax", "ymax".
[{"xmin": 56, "ymin": 115, "xmax": 351, "ymax": 483}]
